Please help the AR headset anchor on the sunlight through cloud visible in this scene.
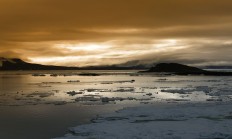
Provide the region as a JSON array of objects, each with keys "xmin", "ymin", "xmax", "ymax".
[{"xmin": 56, "ymin": 43, "xmax": 111, "ymax": 51}]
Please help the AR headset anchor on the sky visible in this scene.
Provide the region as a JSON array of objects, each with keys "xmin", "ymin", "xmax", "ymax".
[{"xmin": 0, "ymin": 0, "xmax": 232, "ymax": 67}]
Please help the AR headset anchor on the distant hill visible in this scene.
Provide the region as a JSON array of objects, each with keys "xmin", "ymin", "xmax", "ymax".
[
  {"xmin": 147, "ymin": 63, "xmax": 205, "ymax": 73},
  {"xmin": 0, "ymin": 58, "xmax": 147, "ymax": 70},
  {"xmin": 144, "ymin": 63, "xmax": 232, "ymax": 76},
  {"xmin": 0, "ymin": 58, "xmax": 80, "ymax": 70},
  {"xmin": 1, "ymin": 58, "xmax": 232, "ymax": 73}
]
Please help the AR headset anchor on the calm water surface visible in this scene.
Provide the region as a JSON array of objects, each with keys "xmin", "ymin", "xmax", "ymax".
[{"xmin": 1, "ymin": 70, "xmax": 232, "ymax": 139}]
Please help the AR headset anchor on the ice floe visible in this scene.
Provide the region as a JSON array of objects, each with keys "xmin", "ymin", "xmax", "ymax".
[
  {"xmin": 54, "ymin": 103, "xmax": 232, "ymax": 139},
  {"xmin": 66, "ymin": 91, "xmax": 83, "ymax": 96}
]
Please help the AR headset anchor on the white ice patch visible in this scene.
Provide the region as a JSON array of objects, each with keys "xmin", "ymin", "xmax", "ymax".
[{"xmin": 54, "ymin": 103, "xmax": 232, "ymax": 139}]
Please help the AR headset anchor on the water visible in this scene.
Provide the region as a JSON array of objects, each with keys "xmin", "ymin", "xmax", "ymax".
[
  {"xmin": 1, "ymin": 70, "xmax": 232, "ymax": 139},
  {"xmin": 205, "ymin": 69, "xmax": 232, "ymax": 72}
]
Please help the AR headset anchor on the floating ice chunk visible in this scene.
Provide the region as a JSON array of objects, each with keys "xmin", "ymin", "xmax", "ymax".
[
  {"xmin": 67, "ymin": 91, "xmax": 83, "ymax": 96},
  {"xmin": 75, "ymin": 96, "xmax": 100, "ymax": 102},
  {"xmin": 67, "ymin": 80, "xmax": 80, "ymax": 83},
  {"xmin": 161, "ymin": 86, "xmax": 212, "ymax": 94},
  {"xmin": 50, "ymin": 74, "xmax": 58, "ymax": 77},
  {"xmin": 101, "ymin": 80, "xmax": 135, "ymax": 84},
  {"xmin": 146, "ymin": 93, "xmax": 152, "ymax": 96},
  {"xmin": 101, "ymin": 97, "xmax": 134, "ymax": 103},
  {"xmin": 161, "ymin": 88, "xmax": 194, "ymax": 94},
  {"xmin": 85, "ymin": 89, "xmax": 110, "ymax": 92},
  {"xmin": 113, "ymin": 87, "xmax": 135, "ymax": 92}
]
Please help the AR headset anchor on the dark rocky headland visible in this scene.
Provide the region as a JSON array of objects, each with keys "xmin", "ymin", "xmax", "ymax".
[{"xmin": 143, "ymin": 63, "xmax": 232, "ymax": 76}]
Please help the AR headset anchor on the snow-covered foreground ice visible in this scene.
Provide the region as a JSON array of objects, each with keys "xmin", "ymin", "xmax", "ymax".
[{"xmin": 55, "ymin": 103, "xmax": 232, "ymax": 139}]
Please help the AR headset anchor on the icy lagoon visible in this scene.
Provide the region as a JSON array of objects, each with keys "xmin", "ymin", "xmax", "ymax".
[{"xmin": 1, "ymin": 70, "xmax": 232, "ymax": 139}]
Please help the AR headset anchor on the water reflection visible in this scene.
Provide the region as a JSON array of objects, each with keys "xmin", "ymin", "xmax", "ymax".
[
  {"xmin": 0, "ymin": 71, "xmax": 232, "ymax": 106},
  {"xmin": 1, "ymin": 71, "xmax": 232, "ymax": 139}
]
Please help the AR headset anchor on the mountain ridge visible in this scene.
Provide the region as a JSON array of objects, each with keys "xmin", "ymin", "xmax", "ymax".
[
  {"xmin": 0, "ymin": 58, "xmax": 147, "ymax": 70},
  {"xmin": 1, "ymin": 58, "xmax": 232, "ymax": 73}
]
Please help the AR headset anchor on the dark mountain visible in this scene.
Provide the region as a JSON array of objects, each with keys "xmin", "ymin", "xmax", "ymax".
[
  {"xmin": 0, "ymin": 58, "xmax": 147, "ymax": 70},
  {"xmin": 0, "ymin": 58, "xmax": 80, "ymax": 70},
  {"xmin": 144, "ymin": 63, "xmax": 232, "ymax": 76},
  {"xmin": 1, "ymin": 58, "xmax": 231, "ymax": 75}
]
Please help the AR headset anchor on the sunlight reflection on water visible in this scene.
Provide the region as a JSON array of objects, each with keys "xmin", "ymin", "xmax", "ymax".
[{"xmin": 1, "ymin": 70, "xmax": 232, "ymax": 139}]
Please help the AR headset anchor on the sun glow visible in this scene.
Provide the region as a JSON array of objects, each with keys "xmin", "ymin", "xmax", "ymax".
[
  {"xmin": 28, "ymin": 55, "xmax": 106, "ymax": 66},
  {"xmin": 27, "ymin": 39, "xmax": 191, "ymax": 67},
  {"xmin": 152, "ymin": 39, "xmax": 188, "ymax": 52},
  {"xmin": 154, "ymin": 39, "xmax": 178, "ymax": 49},
  {"xmin": 56, "ymin": 43, "xmax": 111, "ymax": 51}
]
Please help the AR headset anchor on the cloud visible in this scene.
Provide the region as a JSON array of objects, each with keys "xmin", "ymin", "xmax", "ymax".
[{"xmin": 0, "ymin": 0, "xmax": 232, "ymax": 66}]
